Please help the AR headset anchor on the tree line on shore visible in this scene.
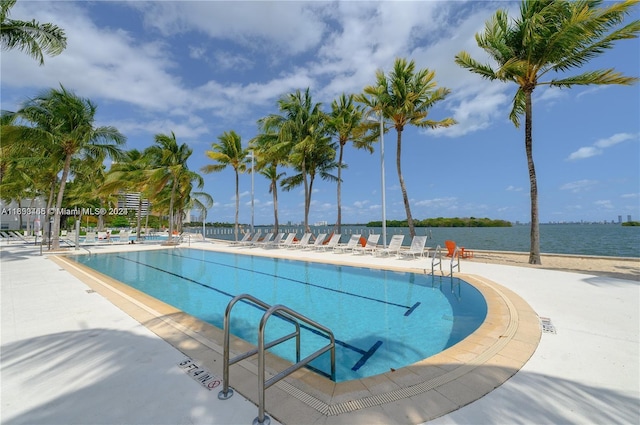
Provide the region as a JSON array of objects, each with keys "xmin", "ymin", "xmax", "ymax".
[{"xmin": 367, "ymin": 217, "xmax": 512, "ymax": 228}]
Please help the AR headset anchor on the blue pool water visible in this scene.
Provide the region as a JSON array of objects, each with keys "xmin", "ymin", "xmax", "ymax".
[{"xmin": 72, "ymin": 248, "xmax": 487, "ymax": 382}]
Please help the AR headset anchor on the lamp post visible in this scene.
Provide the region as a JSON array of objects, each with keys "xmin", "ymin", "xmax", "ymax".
[
  {"xmin": 250, "ymin": 150, "xmax": 255, "ymax": 234},
  {"xmin": 367, "ymin": 112, "xmax": 386, "ymax": 248}
]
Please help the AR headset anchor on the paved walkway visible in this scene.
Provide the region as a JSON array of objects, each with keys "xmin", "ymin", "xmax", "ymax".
[{"xmin": 1, "ymin": 240, "xmax": 638, "ymax": 424}]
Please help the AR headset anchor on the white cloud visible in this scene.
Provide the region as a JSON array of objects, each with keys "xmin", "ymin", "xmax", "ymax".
[
  {"xmin": 506, "ymin": 185, "xmax": 523, "ymax": 192},
  {"xmin": 621, "ymin": 193, "xmax": 639, "ymax": 198},
  {"xmin": 535, "ymin": 86, "xmax": 566, "ymax": 104},
  {"xmin": 131, "ymin": 1, "xmax": 328, "ymax": 54},
  {"xmin": 567, "ymin": 132, "xmax": 638, "ymax": 161},
  {"xmin": 594, "ymin": 133, "xmax": 638, "ymax": 148},
  {"xmin": 594, "ymin": 200, "xmax": 614, "ymax": 209},
  {"xmin": 567, "ymin": 146, "xmax": 602, "ymax": 161},
  {"xmin": 212, "ymin": 50, "xmax": 254, "ymax": 71},
  {"xmin": 188, "ymin": 45, "xmax": 207, "ymax": 60},
  {"xmin": 576, "ymin": 85, "xmax": 608, "ymax": 99},
  {"xmin": 560, "ymin": 180, "xmax": 598, "ymax": 193},
  {"xmin": 2, "ymin": 2, "xmax": 191, "ymax": 114},
  {"xmin": 415, "ymin": 197, "xmax": 458, "ymax": 208}
]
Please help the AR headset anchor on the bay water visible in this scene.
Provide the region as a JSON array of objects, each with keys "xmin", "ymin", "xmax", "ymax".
[{"xmin": 197, "ymin": 223, "xmax": 639, "ymax": 258}]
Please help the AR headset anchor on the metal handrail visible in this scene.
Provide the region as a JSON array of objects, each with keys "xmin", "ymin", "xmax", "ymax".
[
  {"xmin": 218, "ymin": 294, "xmax": 336, "ymax": 425},
  {"xmin": 218, "ymin": 294, "xmax": 300, "ymax": 400},
  {"xmin": 431, "ymin": 245, "xmax": 443, "ymax": 275},
  {"xmin": 256, "ymin": 304, "xmax": 335, "ymax": 425},
  {"xmin": 451, "ymin": 246, "xmax": 461, "ymax": 274}
]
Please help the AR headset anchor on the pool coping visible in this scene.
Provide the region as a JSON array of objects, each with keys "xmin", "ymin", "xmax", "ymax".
[{"xmin": 51, "ymin": 243, "xmax": 541, "ymax": 425}]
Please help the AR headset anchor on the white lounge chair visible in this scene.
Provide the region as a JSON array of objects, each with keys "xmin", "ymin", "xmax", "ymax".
[
  {"xmin": 316, "ymin": 233, "xmax": 341, "ymax": 251},
  {"xmin": 377, "ymin": 234, "xmax": 404, "ymax": 257},
  {"xmin": 239, "ymin": 232, "xmax": 261, "ymax": 247},
  {"xmin": 263, "ymin": 232, "xmax": 285, "ymax": 248},
  {"xmin": 230, "ymin": 232, "xmax": 252, "ymax": 246},
  {"xmin": 400, "ymin": 235, "xmax": 428, "ymax": 259},
  {"xmin": 118, "ymin": 230, "xmax": 130, "ymax": 244},
  {"xmin": 84, "ymin": 231, "xmax": 97, "ymax": 244},
  {"xmin": 251, "ymin": 232, "xmax": 274, "ymax": 247},
  {"xmin": 278, "ymin": 233, "xmax": 297, "ymax": 248},
  {"xmin": 354, "ymin": 234, "xmax": 380, "ymax": 255},
  {"xmin": 306, "ymin": 233, "xmax": 327, "ymax": 250},
  {"xmin": 291, "ymin": 232, "xmax": 312, "ymax": 249},
  {"xmin": 334, "ymin": 234, "xmax": 361, "ymax": 253}
]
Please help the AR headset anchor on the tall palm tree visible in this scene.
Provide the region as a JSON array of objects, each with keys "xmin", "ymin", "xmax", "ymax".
[
  {"xmin": 250, "ymin": 120, "xmax": 288, "ymax": 233},
  {"xmin": 201, "ymin": 130, "xmax": 248, "ymax": 241},
  {"xmin": 327, "ymin": 93, "xmax": 376, "ymax": 233},
  {"xmin": 1, "ymin": 0, "xmax": 67, "ymax": 65},
  {"xmin": 261, "ymin": 89, "xmax": 331, "ymax": 231},
  {"xmin": 7, "ymin": 85, "xmax": 125, "ymax": 249},
  {"xmin": 147, "ymin": 131, "xmax": 195, "ymax": 242},
  {"xmin": 360, "ymin": 58, "xmax": 456, "ymax": 238},
  {"xmin": 455, "ymin": 0, "xmax": 640, "ymax": 264}
]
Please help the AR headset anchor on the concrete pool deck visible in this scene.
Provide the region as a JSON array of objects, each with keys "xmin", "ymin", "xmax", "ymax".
[{"xmin": 1, "ymin": 239, "xmax": 638, "ymax": 424}]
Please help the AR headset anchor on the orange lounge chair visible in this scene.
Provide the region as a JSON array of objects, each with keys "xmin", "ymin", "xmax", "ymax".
[{"xmin": 445, "ymin": 240, "xmax": 473, "ymax": 258}]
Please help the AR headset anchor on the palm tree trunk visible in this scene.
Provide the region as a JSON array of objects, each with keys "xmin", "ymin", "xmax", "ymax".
[
  {"xmin": 302, "ymin": 159, "xmax": 311, "ymax": 233},
  {"xmin": 272, "ymin": 179, "xmax": 279, "ymax": 233},
  {"xmin": 51, "ymin": 153, "xmax": 72, "ymax": 249},
  {"xmin": 136, "ymin": 197, "xmax": 142, "ymax": 241},
  {"xmin": 234, "ymin": 170, "xmax": 239, "ymax": 241},
  {"xmin": 168, "ymin": 182, "xmax": 176, "ymax": 241},
  {"xmin": 396, "ymin": 129, "xmax": 415, "ymax": 237},
  {"xmin": 97, "ymin": 199, "xmax": 105, "ymax": 231},
  {"xmin": 335, "ymin": 142, "xmax": 345, "ymax": 234},
  {"xmin": 525, "ymin": 90, "xmax": 541, "ymax": 264},
  {"xmin": 17, "ymin": 199, "xmax": 23, "ymax": 231},
  {"xmin": 307, "ymin": 175, "xmax": 315, "ymax": 233}
]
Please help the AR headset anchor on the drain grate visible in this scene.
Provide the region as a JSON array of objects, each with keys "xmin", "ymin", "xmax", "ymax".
[{"xmin": 539, "ymin": 316, "xmax": 556, "ymax": 334}]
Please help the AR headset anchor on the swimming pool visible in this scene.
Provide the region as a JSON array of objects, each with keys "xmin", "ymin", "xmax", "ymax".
[{"xmin": 71, "ymin": 248, "xmax": 487, "ymax": 382}]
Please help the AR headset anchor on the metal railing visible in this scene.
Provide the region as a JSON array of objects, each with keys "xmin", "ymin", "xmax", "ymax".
[
  {"xmin": 218, "ymin": 294, "xmax": 336, "ymax": 425},
  {"xmin": 430, "ymin": 245, "xmax": 443, "ymax": 275},
  {"xmin": 451, "ymin": 246, "xmax": 461, "ymax": 274},
  {"xmin": 425, "ymin": 245, "xmax": 461, "ymax": 277}
]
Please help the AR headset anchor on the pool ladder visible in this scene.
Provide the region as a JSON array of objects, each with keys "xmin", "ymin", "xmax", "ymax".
[
  {"xmin": 429, "ymin": 245, "xmax": 460, "ymax": 276},
  {"xmin": 218, "ymin": 293, "xmax": 336, "ymax": 425}
]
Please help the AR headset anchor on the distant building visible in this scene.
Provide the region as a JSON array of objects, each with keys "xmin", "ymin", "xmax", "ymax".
[
  {"xmin": 618, "ymin": 215, "xmax": 623, "ymax": 224},
  {"xmin": 117, "ymin": 192, "xmax": 150, "ymax": 217},
  {"xmin": 628, "ymin": 215, "xmax": 633, "ymax": 222},
  {"xmin": 0, "ymin": 197, "xmax": 46, "ymax": 231}
]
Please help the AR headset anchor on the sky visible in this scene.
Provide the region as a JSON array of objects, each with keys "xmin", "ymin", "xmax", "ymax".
[{"xmin": 2, "ymin": 0, "xmax": 639, "ymax": 226}]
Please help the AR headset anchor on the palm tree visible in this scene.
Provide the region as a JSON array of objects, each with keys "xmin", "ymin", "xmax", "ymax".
[
  {"xmin": 147, "ymin": 131, "xmax": 196, "ymax": 242},
  {"xmin": 326, "ymin": 93, "xmax": 376, "ymax": 233},
  {"xmin": 360, "ymin": 58, "xmax": 456, "ymax": 238},
  {"xmin": 201, "ymin": 130, "xmax": 248, "ymax": 241},
  {"xmin": 65, "ymin": 156, "xmax": 113, "ymax": 231},
  {"xmin": 102, "ymin": 149, "xmax": 155, "ymax": 241},
  {"xmin": 455, "ymin": 0, "xmax": 640, "ymax": 264},
  {"xmin": 7, "ymin": 85, "xmax": 125, "ymax": 249},
  {"xmin": 1, "ymin": 0, "xmax": 67, "ymax": 65},
  {"xmin": 261, "ymin": 89, "xmax": 331, "ymax": 232},
  {"xmin": 250, "ymin": 120, "xmax": 288, "ymax": 233}
]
